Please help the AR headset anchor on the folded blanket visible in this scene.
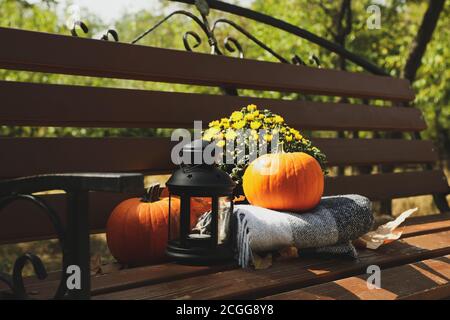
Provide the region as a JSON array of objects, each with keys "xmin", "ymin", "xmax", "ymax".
[{"xmin": 234, "ymin": 194, "xmax": 374, "ymax": 268}]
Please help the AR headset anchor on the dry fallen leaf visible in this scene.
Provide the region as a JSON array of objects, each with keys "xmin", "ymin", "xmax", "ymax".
[
  {"xmin": 278, "ymin": 246, "xmax": 299, "ymax": 260},
  {"xmin": 253, "ymin": 253, "xmax": 272, "ymax": 270},
  {"xmin": 99, "ymin": 262, "xmax": 124, "ymax": 274},
  {"xmin": 90, "ymin": 254, "xmax": 102, "ymax": 275},
  {"xmin": 90, "ymin": 254, "xmax": 125, "ymax": 275},
  {"xmin": 358, "ymin": 208, "xmax": 418, "ymax": 250}
]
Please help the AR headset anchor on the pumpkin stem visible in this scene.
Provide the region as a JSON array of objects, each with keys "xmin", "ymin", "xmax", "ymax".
[{"xmin": 142, "ymin": 183, "xmax": 161, "ymax": 202}]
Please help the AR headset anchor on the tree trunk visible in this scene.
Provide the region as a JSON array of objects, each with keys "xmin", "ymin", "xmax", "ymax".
[
  {"xmin": 381, "ymin": 0, "xmax": 447, "ymax": 214},
  {"xmin": 402, "ymin": 0, "xmax": 446, "ymax": 82}
]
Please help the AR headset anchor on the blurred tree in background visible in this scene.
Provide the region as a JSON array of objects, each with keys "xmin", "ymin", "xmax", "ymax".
[{"xmin": 0, "ymin": 0, "xmax": 448, "ymax": 158}]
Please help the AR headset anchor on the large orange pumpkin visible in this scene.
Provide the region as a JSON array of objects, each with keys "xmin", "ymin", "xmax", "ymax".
[
  {"xmin": 106, "ymin": 184, "xmax": 211, "ymax": 265},
  {"xmin": 242, "ymin": 152, "xmax": 324, "ymax": 211}
]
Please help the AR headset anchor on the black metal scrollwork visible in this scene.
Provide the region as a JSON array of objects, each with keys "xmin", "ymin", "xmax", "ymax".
[
  {"xmin": 70, "ymin": 20, "xmax": 89, "ymax": 37},
  {"xmin": 0, "ymin": 194, "xmax": 68, "ymax": 299},
  {"xmin": 68, "ymin": 0, "xmax": 321, "ymax": 68}
]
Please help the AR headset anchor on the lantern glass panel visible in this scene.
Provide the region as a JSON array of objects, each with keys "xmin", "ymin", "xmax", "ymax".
[
  {"xmin": 218, "ymin": 196, "xmax": 232, "ymax": 244},
  {"xmin": 168, "ymin": 194, "xmax": 180, "ymax": 241},
  {"xmin": 188, "ymin": 197, "xmax": 212, "ymax": 240}
]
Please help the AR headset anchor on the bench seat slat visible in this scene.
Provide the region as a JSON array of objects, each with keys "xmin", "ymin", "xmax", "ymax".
[
  {"xmin": 0, "ymin": 172, "xmax": 447, "ymax": 244},
  {"xmin": 0, "ymin": 81, "xmax": 426, "ymax": 131},
  {"xmin": 92, "ymin": 230, "xmax": 450, "ymax": 299},
  {"xmin": 0, "ymin": 138, "xmax": 439, "ymax": 179},
  {"xmin": 262, "ymin": 255, "xmax": 450, "ymax": 300},
  {"xmin": 0, "ymin": 27, "xmax": 414, "ymax": 101},
  {"xmin": 1, "ymin": 213, "xmax": 448, "ymax": 299},
  {"xmin": 1, "ymin": 214, "xmax": 448, "ymax": 299}
]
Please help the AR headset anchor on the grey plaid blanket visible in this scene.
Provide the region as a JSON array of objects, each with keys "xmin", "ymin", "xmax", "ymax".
[{"xmin": 234, "ymin": 194, "xmax": 374, "ymax": 268}]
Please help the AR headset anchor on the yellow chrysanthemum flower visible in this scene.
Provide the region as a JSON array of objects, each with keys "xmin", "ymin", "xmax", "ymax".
[
  {"xmin": 274, "ymin": 115, "xmax": 284, "ymax": 124},
  {"xmin": 208, "ymin": 120, "xmax": 220, "ymax": 128},
  {"xmin": 250, "ymin": 121, "xmax": 262, "ymax": 130},
  {"xmin": 244, "ymin": 113, "xmax": 255, "ymax": 121},
  {"xmin": 250, "ymin": 129, "xmax": 259, "ymax": 140},
  {"xmin": 253, "ymin": 110, "xmax": 260, "ymax": 117},
  {"xmin": 247, "ymin": 104, "xmax": 257, "ymax": 112},
  {"xmin": 295, "ymin": 133, "xmax": 303, "ymax": 140},
  {"xmin": 225, "ymin": 129, "xmax": 237, "ymax": 140},
  {"xmin": 264, "ymin": 133, "xmax": 273, "ymax": 142},
  {"xmin": 264, "ymin": 117, "xmax": 273, "ymax": 124},
  {"xmin": 203, "ymin": 126, "xmax": 220, "ymax": 138},
  {"xmin": 232, "ymin": 120, "xmax": 246, "ymax": 129},
  {"xmin": 289, "ymin": 128, "xmax": 299, "ymax": 135},
  {"xmin": 285, "ymin": 135, "xmax": 293, "ymax": 142},
  {"xmin": 231, "ymin": 111, "xmax": 244, "ymax": 121},
  {"xmin": 280, "ymin": 127, "xmax": 286, "ymax": 133},
  {"xmin": 216, "ymin": 140, "xmax": 226, "ymax": 148}
]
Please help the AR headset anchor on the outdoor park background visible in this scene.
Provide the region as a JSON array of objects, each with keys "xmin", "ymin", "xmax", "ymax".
[{"xmin": 0, "ymin": 0, "xmax": 449, "ymax": 274}]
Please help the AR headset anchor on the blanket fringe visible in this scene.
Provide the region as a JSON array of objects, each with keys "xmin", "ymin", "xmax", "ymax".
[{"xmin": 237, "ymin": 212, "xmax": 252, "ymax": 268}]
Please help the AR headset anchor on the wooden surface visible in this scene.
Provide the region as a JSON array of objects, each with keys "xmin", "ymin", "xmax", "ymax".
[
  {"xmin": 1, "ymin": 213, "xmax": 449, "ymax": 300},
  {"xmin": 1, "ymin": 172, "xmax": 448, "ymax": 244},
  {"xmin": 0, "ymin": 28, "xmax": 414, "ymax": 101},
  {"xmin": 262, "ymin": 255, "xmax": 450, "ymax": 300},
  {"xmin": 0, "ymin": 80, "xmax": 424, "ymax": 131},
  {"xmin": 0, "ymin": 137, "xmax": 438, "ymax": 179}
]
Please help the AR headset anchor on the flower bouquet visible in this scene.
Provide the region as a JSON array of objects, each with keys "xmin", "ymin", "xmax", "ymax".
[{"xmin": 202, "ymin": 104, "xmax": 327, "ymax": 195}]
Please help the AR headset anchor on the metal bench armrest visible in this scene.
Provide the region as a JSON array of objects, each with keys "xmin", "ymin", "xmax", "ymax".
[
  {"xmin": 0, "ymin": 172, "xmax": 145, "ymax": 300},
  {"xmin": 0, "ymin": 172, "xmax": 144, "ymax": 195}
]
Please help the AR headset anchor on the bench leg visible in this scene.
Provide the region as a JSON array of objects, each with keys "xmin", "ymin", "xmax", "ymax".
[{"xmin": 66, "ymin": 191, "xmax": 91, "ymax": 300}]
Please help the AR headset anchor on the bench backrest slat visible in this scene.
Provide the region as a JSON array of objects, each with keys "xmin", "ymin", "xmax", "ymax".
[
  {"xmin": 0, "ymin": 138, "xmax": 438, "ymax": 179},
  {"xmin": 1, "ymin": 170, "xmax": 447, "ymax": 244},
  {"xmin": 0, "ymin": 81, "xmax": 425, "ymax": 131},
  {"xmin": 0, "ymin": 27, "xmax": 414, "ymax": 101}
]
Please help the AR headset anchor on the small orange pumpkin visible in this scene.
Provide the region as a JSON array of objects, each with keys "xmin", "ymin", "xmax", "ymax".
[
  {"xmin": 242, "ymin": 152, "xmax": 324, "ymax": 211},
  {"xmin": 106, "ymin": 184, "xmax": 178, "ymax": 265},
  {"xmin": 106, "ymin": 184, "xmax": 212, "ymax": 265}
]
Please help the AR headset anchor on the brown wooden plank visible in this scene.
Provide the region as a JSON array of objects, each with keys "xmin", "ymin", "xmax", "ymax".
[
  {"xmin": 0, "ymin": 80, "xmax": 425, "ymax": 131},
  {"xmin": 0, "ymin": 138, "xmax": 176, "ymax": 179},
  {"xmin": 0, "ymin": 191, "xmax": 138, "ymax": 245},
  {"xmin": 1, "ymin": 213, "xmax": 448, "ymax": 298},
  {"xmin": 315, "ymin": 138, "xmax": 437, "ymax": 166},
  {"xmin": 0, "ymin": 27, "xmax": 414, "ymax": 101},
  {"xmin": 400, "ymin": 213, "xmax": 450, "ymax": 238},
  {"xmin": 325, "ymin": 170, "xmax": 449, "ymax": 200},
  {"xmin": 0, "ymin": 262, "xmax": 236, "ymax": 300},
  {"xmin": 262, "ymin": 255, "xmax": 450, "ymax": 300},
  {"xmin": 0, "ymin": 137, "xmax": 438, "ymax": 179},
  {"xmin": 93, "ymin": 230, "xmax": 450, "ymax": 299},
  {"xmin": 0, "ymin": 171, "xmax": 447, "ymax": 244}
]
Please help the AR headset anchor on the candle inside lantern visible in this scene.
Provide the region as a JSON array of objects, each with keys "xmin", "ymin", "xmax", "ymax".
[{"xmin": 188, "ymin": 233, "xmax": 211, "ymax": 239}]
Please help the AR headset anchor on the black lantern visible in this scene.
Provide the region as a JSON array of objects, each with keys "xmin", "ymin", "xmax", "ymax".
[{"xmin": 166, "ymin": 140, "xmax": 236, "ymax": 264}]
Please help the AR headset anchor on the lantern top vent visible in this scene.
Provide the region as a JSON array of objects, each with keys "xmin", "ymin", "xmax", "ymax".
[{"xmin": 166, "ymin": 140, "xmax": 236, "ymax": 195}]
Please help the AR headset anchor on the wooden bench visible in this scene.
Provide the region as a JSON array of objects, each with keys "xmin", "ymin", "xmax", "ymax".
[{"xmin": 0, "ymin": 16, "xmax": 449, "ymax": 300}]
